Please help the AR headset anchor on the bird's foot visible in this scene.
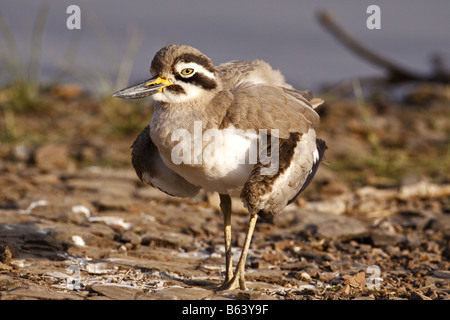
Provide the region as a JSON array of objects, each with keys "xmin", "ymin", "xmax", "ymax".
[{"xmin": 217, "ymin": 272, "xmax": 246, "ymax": 291}]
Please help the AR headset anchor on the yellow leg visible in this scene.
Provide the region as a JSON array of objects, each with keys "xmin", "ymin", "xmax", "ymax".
[
  {"xmin": 218, "ymin": 212, "xmax": 258, "ymax": 290},
  {"xmin": 219, "ymin": 194, "xmax": 233, "ymax": 282}
]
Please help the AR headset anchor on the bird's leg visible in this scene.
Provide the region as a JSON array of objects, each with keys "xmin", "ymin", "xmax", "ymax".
[
  {"xmin": 219, "ymin": 194, "xmax": 233, "ymax": 282},
  {"xmin": 218, "ymin": 212, "xmax": 258, "ymax": 291}
]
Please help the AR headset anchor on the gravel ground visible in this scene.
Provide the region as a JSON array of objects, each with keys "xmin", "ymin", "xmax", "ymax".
[
  {"xmin": 0, "ymin": 83, "xmax": 449, "ymax": 300},
  {"xmin": 0, "ymin": 163, "xmax": 448, "ymax": 300}
]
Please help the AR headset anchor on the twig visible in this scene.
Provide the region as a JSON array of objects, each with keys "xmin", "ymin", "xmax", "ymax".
[{"xmin": 317, "ymin": 9, "xmax": 449, "ymax": 84}]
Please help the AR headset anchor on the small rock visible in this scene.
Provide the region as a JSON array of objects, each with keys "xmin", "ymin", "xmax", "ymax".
[
  {"xmin": 34, "ymin": 144, "xmax": 75, "ymax": 171},
  {"xmin": 0, "ymin": 275, "xmax": 16, "ymax": 290},
  {"xmin": 319, "ymin": 271, "xmax": 339, "ymax": 283},
  {"xmin": 64, "ymin": 208, "xmax": 89, "ymax": 225},
  {"xmin": 344, "ymin": 271, "xmax": 366, "ymax": 290},
  {"xmin": 90, "ymin": 284, "xmax": 142, "ymax": 300},
  {"xmin": 149, "ymin": 287, "xmax": 212, "ymax": 300},
  {"xmin": 370, "ymin": 247, "xmax": 388, "ymax": 258},
  {"xmin": 246, "ymin": 269, "xmax": 287, "ymax": 285},
  {"xmin": 304, "ymin": 267, "xmax": 320, "ymax": 278},
  {"xmin": 317, "ymin": 216, "xmax": 367, "ymax": 240},
  {"xmin": 89, "ymin": 216, "xmax": 133, "ymax": 230},
  {"xmin": 432, "ymin": 270, "xmax": 450, "ymax": 279},
  {"xmin": 0, "ymin": 262, "xmax": 13, "ymax": 271},
  {"xmin": 85, "ymin": 262, "xmax": 117, "ymax": 274},
  {"xmin": 12, "ymin": 144, "xmax": 33, "ymax": 162},
  {"xmin": 71, "ymin": 205, "xmax": 91, "ymax": 218},
  {"xmin": 94, "ymin": 198, "xmax": 133, "ymax": 212},
  {"xmin": 280, "ymin": 210, "xmax": 368, "ymax": 241},
  {"xmin": 342, "ymin": 284, "xmax": 351, "ymax": 294},
  {"xmin": 427, "ymin": 215, "xmax": 450, "ymax": 233},
  {"xmin": 410, "ymin": 291, "xmax": 432, "ymax": 300},
  {"xmin": 0, "ymin": 245, "xmax": 13, "ymax": 264},
  {"xmin": 279, "ymin": 262, "xmax": 305, "ymax": 271},
  {"xmin": 120, "ymin": 231, "xmax": 142, "ymax": 246},
  {"xmin": 142, "ymin": 231, "xmax": 193, "ymax": 249},
  {"xmin": 352, "ymin": 295, "xmax": 375, "ymax": 300},
  {"xmin": 262, "ymin": 252, "xmax": 285, "ymax": 264},
  {"xmin": 297, "ymin": 271, "xmax": 312, "ymax": 282},
  {"xmin": 370, "ymin": 231, "xmax": 402, "ymax": 247},
  {"xmin": 2, "ymin": 286, "xmax": 83, "ymax": 300},
  {"xmin": 273, "ymin": 240, "xmax": 295, "ymax": 251},
  {"xmin": 71, "ymin": 235, "xmax": 85, "ymax": 247},
  {"xmin": 30, "ymin": 173, "xmax": 60, "ymax": 185},
  {"xmin": 236, "ymin": 291, "xmax": 277, "ymax": 300},
  {"xmin": 304, "ymin": 200, "xmax": 347, "ymax": 215}
]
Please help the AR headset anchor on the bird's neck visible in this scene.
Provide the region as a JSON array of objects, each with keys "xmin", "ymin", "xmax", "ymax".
[{"xmin": 149, "ymin": 90, "xmax": 233, "ymax": 160}]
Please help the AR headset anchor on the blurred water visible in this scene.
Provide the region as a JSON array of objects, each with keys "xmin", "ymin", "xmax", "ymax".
[{"xmin": 1, "ymin": 0, "xmax": 449, "ymax": 92}]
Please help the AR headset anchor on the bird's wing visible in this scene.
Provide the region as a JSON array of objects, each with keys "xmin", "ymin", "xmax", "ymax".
[
  {"xmin": 220, "ymin": 83, "xmax": 320, "ymax": 139},
  {"xmin": 241, "ymin": 130, "xmax": 327, "ymax": 218},
  {"xmin": 131, "ymin": 125, "xmax": 200, "ymax": 197},
  {"xmin": 217, "ymin": 81, "xmax": 325, "ymax": 217}
]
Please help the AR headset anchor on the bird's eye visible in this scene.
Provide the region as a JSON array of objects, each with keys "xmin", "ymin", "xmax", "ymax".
[{"xmin": 180, "ymin": 68, "xmax": 194, "ymax": 76}]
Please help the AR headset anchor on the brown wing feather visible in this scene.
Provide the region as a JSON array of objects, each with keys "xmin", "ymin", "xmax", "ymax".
[
  {"xmin": 131, "ymin": 125, "xmax": 200, "ymax": 197},
  {"xmin": 241, "ymin": 131, "xmax": 326, "ymax": 219},
  {"xmin": 220, "ymin": 83, "xmax": 320, "ymax": 139}
]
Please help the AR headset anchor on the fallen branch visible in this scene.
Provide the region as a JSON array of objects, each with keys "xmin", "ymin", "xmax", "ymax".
[{"xmin": 317, "ymin": 9, "xmax": 450, "ymax": 84}]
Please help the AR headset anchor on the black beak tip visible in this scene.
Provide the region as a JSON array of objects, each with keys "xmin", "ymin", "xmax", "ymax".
[
  {"xmin": 111, "ymin": 78, "xmax": 163, "ymax": 99},
  {"xmin": 112, "ymin": 91, "xmax": 121, "ymax": 98}
]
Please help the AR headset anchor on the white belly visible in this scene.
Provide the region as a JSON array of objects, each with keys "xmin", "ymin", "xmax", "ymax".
[{"xmin": 160, "ymin": 125, "xmax": 258, "ymax": 195}]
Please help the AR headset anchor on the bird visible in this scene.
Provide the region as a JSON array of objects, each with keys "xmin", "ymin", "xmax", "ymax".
[{"xmin": 113, "ymin": 44, "xmax": 326, "ymax": 290}]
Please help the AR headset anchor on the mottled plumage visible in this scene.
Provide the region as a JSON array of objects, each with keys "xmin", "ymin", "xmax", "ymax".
[{"xmin": 113, "ymin": 44, "xmax": 326, "ymax": 290}]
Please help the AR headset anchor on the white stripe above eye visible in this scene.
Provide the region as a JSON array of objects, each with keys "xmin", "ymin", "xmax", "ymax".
[{"xmin": 175, "ymin": 62, "xmax": 215, "ymax": 79}]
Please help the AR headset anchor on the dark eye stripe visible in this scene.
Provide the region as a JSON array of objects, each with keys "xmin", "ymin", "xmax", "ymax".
[
  {"xmin": 166, "ymin": 84, "xmax": 186, "ymax": 94},
  {"xmin": 175, "ymin": 53, "xmax": 215, "ymax": 73},
  {"xmin": 175, "ymin": 73, "xmax": 217, "ymax": 90}
]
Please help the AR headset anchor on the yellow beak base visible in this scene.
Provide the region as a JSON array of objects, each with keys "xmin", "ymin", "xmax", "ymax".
[{"xmin": 145, "ymin": 77, "xmax": 173, "ymax": 92}]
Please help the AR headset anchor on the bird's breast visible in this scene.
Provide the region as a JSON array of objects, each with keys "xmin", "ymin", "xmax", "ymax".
[{"xmin": 151, "ymin": 116, "xmax": 257, "ymax": 194}]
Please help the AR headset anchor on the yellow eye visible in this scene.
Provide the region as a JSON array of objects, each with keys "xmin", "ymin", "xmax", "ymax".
[{"xmin": 180, "ymin": 68, "xmax": 194, "ymax": 76}]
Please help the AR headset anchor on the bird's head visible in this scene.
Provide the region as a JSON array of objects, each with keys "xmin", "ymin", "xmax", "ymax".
[{"xmin": 113, "ymin": 45, "xmax": 219, "ymax": 104}]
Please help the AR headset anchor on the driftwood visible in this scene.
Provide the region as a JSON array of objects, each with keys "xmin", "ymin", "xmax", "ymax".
[{"xmin": 317, "ymin": 10, "xmax": 450, "ymax": 84}]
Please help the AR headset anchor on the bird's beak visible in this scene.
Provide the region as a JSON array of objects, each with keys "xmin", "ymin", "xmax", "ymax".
[{"xmin": 112, "ymin": 76, "xmax": 173, "ymax": 99}]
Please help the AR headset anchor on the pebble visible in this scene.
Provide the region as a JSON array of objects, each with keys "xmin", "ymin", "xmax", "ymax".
[
  {"xmin": 34, "ymin": 144, "xmax": 75, "ymax": 172},
  {"xmin": 89, "ymin": 216, "xmax": 133, "ymax": 230},
  {"xmin": 72, "ymin": 205, "xmax": 91, "ymax": 218},
  {"xmin": 343, "ymin": 271, "xmax": 366, "ymax": 289},
  {"xmin": 148, "ymin": 287, "xmax": 212, "ymax": 300},
  {"xmin": 120, "ymin": 231, "xmax": 142, "ymax": 246},
  {"xmin": 86, "ymin": 262, "xmax": 118, "ymax": 274},
  {"xmin": 141, "ymin": 231, "xmax": 194, "ymax": 249},
  {"xmin": 298, "ymin": 271, "xmax": 312, "ymax": 282},
  {"xmin": 2, "ymin": 286, "xmax": 84, "ymax": 300},
  {"xmin": 90, "ymin": 284, "xmax": 143, "ymax": 300},
  {"xmin": 72, "ymin": 235, "xmax": 85, "ymax": 246},
  {"xmin": 304, "ymin": 200, "xmax": 347, "ymax": 215},
  {"xmin": 432, "ymin": 270, "xmax": 450, "ymax": 279},
  {"xmin": 0, "ymin": 275, "xmax": 15, "ymax": 290},
  {"xmin": 319, "ymin": 271, "xmax": 339, "ymax": 283},
  {"xmin": 276, "ymin": 210, "xmax": 368, "ymax": 241},
  {"xmin": 0, "ymin": 245, "xmax": 13, "ymax": 264}
]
